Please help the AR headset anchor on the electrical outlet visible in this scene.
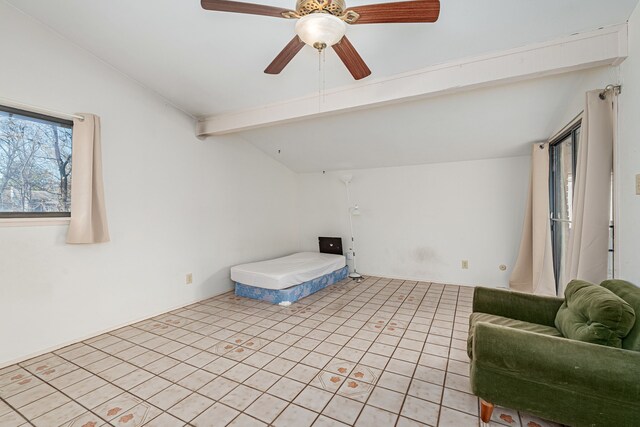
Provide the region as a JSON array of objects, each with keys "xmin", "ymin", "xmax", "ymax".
[
  {"xmin": 185, "ymin": 273, "xmax": 193, "ymax": 285},
  {"xmin": 462, "ymin": 260, "xmax": 469, "ymax": 269}
]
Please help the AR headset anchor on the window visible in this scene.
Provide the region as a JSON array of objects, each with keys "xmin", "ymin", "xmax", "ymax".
[{"xmin": 0, "ymin": 106, "xmax": 73, "ymax": 218}]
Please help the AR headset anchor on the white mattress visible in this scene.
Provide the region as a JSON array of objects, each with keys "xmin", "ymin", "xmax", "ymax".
[{"xmin": 231, "ymin": 252, "xmax": 347, "ymax": 290}]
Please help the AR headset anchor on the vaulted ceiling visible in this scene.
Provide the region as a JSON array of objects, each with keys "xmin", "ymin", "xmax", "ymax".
[
  {"xmin": 6, "ymin": 0, "xmax": 639, "ymax": 171},
  {"xmin": 240, "ymin": 67, "xmax": 614, "ymax": 172}
]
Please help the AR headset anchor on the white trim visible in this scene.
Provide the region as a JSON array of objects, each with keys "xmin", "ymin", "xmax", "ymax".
[
  {"xmin": 0, "ymin": 96, "xmax": 84, "ymax": 121},
  {"xmin": 0, "ymin": 286, "xmax": 234, "ymax": 369},
  {"xmin": 548, "ymin": 111, "xmax": 584, "ymax": 143},
  {"xmin": 361, "ymin": 272, "xmax": 486, "ymax": 288},
  {"xmin": 197, "ymin": 24, "xmax": 629, "ymax": 136},
  {"xmin": 0, "ymin": 217, "xmax": 71, "ymax": 227}
]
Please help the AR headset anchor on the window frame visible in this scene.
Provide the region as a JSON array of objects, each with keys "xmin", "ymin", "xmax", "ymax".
[{"xmin": 0, "ymin": 105, "xmax": 74, "ymax": 220}]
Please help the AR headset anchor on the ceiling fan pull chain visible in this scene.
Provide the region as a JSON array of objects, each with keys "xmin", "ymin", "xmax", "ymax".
[
  {"xmin": 318, "ymin": 49, "xmax": 323, "ymax": 112},
  {"xmin": 322, "ymin": 48, "xmax": 327, "ymax": 105}
]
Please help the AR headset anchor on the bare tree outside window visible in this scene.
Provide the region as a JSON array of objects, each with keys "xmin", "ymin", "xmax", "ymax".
[{"xmin": 0, "ymin": 106, "xmax": 73, "ymax": 217}]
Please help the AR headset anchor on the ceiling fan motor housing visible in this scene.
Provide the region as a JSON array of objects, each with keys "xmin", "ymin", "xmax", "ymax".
[
  {"xmin": 296, "ymin": 0, "xmax": 345, "ymax": 16},
  {"xmin": 282, "ymin": 0, "xmax": 359, "ymax": 23}
]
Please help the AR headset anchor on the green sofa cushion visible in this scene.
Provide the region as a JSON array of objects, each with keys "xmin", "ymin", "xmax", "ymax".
[
  {"xmin": 467, "ymin": 312, "xmax": 562, "ymax": 357},
  {"xmin": 555, "ymin": 280, "xmax": 636, "ymax": 348},
  {"xmin": 601, "ymin": 279, "xmax": 640, "ymax": 351}
]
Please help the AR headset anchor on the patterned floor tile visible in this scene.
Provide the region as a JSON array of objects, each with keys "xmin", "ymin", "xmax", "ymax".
[{"xmin": 1, "ymin": 277, "xmax": 569, "ymax": 427}]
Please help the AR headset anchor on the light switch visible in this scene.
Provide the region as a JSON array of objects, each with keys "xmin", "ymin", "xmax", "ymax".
[{"xmin": 636, "ymin": 174, "xmax": 640, "ymax": 195}]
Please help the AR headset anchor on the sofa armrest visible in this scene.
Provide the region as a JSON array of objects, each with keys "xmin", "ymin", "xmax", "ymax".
[
  {"xmin": 473, "ymin": 287, "xmax": 564, "ymax": 327},
  {"xmin": 472, "ymin": 322, "xmax": 640, "ymax": 400}
]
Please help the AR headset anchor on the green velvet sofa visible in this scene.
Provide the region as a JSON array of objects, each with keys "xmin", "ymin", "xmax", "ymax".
[{"xmin": 468, "ymin": 280, "xmax": 640, "ymax": 427}]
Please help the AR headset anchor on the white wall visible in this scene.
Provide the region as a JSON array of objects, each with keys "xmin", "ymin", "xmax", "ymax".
[
  {"xmin": 0, "ymin": 3, "xmax": 298, "ymax": 366},
  {"xmin": 297, "ymin": 156, "xmax": 530, "ymax": 287},
  {"xmin": 617, "ymin": 3, "xmax": 640, "ymax": 284},
  {"xmin": 3, "ymin": 0, "xmax": 638, "ymax": 369},
  {"xmin": 549, "ymin": 66, "xmax": 618, "ymax": 135}
]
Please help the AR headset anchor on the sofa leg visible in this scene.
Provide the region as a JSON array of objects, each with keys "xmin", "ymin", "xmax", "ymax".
[{"xmin": 480, "ymin": 399, "xmax": 495, "ymax": 423}]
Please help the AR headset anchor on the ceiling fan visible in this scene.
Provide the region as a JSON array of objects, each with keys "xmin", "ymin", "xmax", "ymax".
[{"xmin": 201, "ymin": 0, "xmax": 440, "ymax": 80}]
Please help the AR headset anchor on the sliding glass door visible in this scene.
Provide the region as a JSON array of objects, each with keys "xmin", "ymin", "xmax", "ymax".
[{"xmin": 550, "ymin": 126, "xmax": 579, "ymax": 292}]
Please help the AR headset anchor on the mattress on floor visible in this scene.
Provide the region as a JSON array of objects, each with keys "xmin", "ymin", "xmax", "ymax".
[{"xmin": 230, "ymin": 252, "xmax": 346, "ymax": 290}]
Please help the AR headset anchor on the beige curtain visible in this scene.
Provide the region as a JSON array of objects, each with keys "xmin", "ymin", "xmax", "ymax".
[
  {"xmin": 509, "ymin": 143, "xmax": 556, "ymax": 295},
  {"xmin": 67, "ymin": 114, "xmax": 110, "ymax": 244},
  {"xmin": 562, "ymin": 90, "xmax": 615, "ymax": 287}
]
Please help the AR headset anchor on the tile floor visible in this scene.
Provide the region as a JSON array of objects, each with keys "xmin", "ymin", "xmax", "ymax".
[{"xmin": 0, "ymin": 277, "xmax": 563, "ymax": 427}]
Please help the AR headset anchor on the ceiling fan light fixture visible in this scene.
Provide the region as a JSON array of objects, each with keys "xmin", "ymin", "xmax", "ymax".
[{"xmin": 295, "ymin": 13, "xmax": 346, "ymax": 50}]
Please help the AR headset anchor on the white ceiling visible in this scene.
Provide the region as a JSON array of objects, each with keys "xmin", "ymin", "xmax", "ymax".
[
  {"xmin": 6, "ymin": 0, "xmax": 639, "ymax": 117},
  {"xmin": 6, "ymin": 0, "xmax": 637, "ymax": 172},
  {"xmin": 240, "ymin": 68, "xmax": 612, "ymax": 172}
]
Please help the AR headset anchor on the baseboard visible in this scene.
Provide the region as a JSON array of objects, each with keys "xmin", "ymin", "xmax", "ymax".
[
  {"xmin": 0, "ymin": 286, "xmax": 234, "ymax": 369},
  {"xmin": 359, "ymin": 272, "xmax": 485, "ymax": 288},
  {"xmin": 1, "ymin": 276, "xmax": 495, "ymax": 369}
]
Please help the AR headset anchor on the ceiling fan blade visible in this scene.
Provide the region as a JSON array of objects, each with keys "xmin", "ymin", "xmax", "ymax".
[
  {"xmin": 348, "ymin": 0, "xmax": 440, "ymax": 24},
  {"xmin": 201, "ymin": 0, "xmax": 294, "ymax": 18},
  {"xmin": 332, "ymin": 37, "xmax": 371, "ymax": 80},
  {"xmin": 264, "ymin": 36, "xmax": 305, "ymax": 75}
]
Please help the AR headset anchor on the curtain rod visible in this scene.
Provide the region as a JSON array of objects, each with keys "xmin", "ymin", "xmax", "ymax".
[
  {"xmin": 0, "ymin": 97, "xmax": 84, "ymax": 121},
  {"xmin": 599, "ymin": 84, "xmax": 622, "ymax": 100},
  {"xmin": 546, "ymin": 84, "xmax": 621, "ymax": 144}
]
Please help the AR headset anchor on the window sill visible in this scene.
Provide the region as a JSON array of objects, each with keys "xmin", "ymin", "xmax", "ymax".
[{"xmin": 0, "ymin": 217, "xmax": 71, "ymax": 227}]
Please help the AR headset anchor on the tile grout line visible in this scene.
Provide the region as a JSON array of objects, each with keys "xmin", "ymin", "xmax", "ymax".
[
  {"xmin": 8, "ymin": 287, "xmax": 294, "ymax": 426},
  {"xmin": 246, "ymin": 276, "xmax": 415, "ymax": 426},
  {"xmin": 11, "ymin": 355, "xmax": 118, "ymax": 425},
  {"xmin": 0, "ymin": 395, "xmax": 35, "ymax": 427},
  {"xmin": 435, "ymin": 284, "xmax": 460, "ymax": 427},
  {"xmin": 305, "ymin": 278, "xmax": 423, "ymax": 425},
  {"xmin": 1, "ymin": 278, "xmax": 491, "ymax": 427},
  {"xmin": 349, "ymin": 279, "xmax": 433, "ymax": 426},
  {"xmin": 6, "ymin": 280, "xmax": 431, "ymax": 426},
  {"xmin": 91, "ymin": 276, "xmax": 390, "ymax": 426},
  {"xmin": 231, "ymin": 278, "xmax": 459, "ymax": 427},
  {"xmin": 391, "ymin": 282, "xmax": 450, "ymax": 427},
  {"xmin": 253, "ymin": 276, "xmax": 404, "ymax": 426}
]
